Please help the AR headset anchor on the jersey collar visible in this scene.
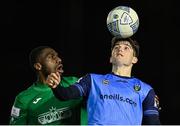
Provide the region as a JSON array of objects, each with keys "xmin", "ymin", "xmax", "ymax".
[
  {"xmin": 111, "ymin": 72, "xmax": 135, "ymax": 79},
  {"xmin": 33, "ymin": 81, "xmax": 51, "ymax": 91}
]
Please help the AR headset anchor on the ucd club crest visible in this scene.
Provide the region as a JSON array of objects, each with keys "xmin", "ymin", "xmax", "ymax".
[{"xmin": 134, "ymin": 83, "xmax": 141, "ymax": 91}]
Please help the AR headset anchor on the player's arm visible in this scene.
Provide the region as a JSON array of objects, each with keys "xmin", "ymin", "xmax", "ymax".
[
  {"xmin": 142, "ymin": 89, "xmax": 161, "ymax": 125},
  {"xmin": 47, "ymin": 73, "xmax": 91, "ymax": 100},
  {"xmin": 9, "ymin": 96, "xmax": 28, "ymax": 124}
]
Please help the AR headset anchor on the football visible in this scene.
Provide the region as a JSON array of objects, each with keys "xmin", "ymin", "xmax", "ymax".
[{"xmin": 107, "ymin": 6, "xmax": 139, "ymax": 38}]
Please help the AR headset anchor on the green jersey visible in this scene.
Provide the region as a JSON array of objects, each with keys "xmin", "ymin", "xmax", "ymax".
[{"xmin": 9, "ymin": 76, "xmax": 87, "ymax": 125}]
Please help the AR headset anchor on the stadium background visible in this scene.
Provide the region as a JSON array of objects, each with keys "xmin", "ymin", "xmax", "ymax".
[{"xmin": 1, "ymin": 0, "xmax": 179, "ymax": 124}]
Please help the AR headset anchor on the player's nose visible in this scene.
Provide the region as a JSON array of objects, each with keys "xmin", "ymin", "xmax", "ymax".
[{"xmin": 56, "ymin": 57, "xmax": 62, "ymax": 64}]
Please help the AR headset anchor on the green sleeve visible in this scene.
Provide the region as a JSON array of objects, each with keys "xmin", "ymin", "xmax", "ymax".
[
  {"xmin": 81, "ymin": 107, "xmax": 88, "ymax": 125},
  {"xmin": 61, "ymin": 76, "xmax": 79, "ymax": 87},
  {"xmin": 9, "ymin": 95, "xmax": 28, "ymax": 124}
]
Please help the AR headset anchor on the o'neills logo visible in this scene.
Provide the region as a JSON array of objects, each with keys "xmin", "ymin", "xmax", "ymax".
[
  {"xmin": 100, "ymin": 94, "xmax": 137, "ymax": 107},
  {"xmin": 102, "ymin": 79, "xmax": 109, "ymax": 85},
  {"xmin": 38, "ymin": 107, "xmax": 72, "ymax": 124}
]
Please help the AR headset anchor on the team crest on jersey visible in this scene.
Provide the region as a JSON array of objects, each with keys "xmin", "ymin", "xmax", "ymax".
[
  {"xmin": 134, "ymin": 83, "xmax": 141, "ymax": 91},
  {"xmin": 102, "ymin": 79, "xmax": 109, "ymax": 85}
]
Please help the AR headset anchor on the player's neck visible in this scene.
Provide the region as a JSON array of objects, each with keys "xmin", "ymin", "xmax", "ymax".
[
  {"xmin": 112, "ymin": 65, "xmax": 132, "ymax": 77},
  {"xmin": 37, "ymin": 72, "xmax": 46, "ymax": 84}
]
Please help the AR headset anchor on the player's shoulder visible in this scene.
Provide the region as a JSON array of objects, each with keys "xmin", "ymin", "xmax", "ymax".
[
  {"xmin": 15, "ymin": 84, "xmax": 38, "ymax": 103},
  {"xmin": 134, "ymin": 77, "xmax": 153, "ymax": 90},
  {"xmin": 61, "ymin": 76, "xmax": 79, "ymax": 86},
  {"xmin": 62, "ymin": 76, "xmax": 79, "ymax": 81},
  {"xmin": 89, "ymin": 73, "xmax": 118, "ymax": 81}
]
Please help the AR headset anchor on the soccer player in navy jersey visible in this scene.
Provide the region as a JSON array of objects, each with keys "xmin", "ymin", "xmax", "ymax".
[{"xmin": 46, "ymin": 37, "xmax": 161, "ymax": 125}]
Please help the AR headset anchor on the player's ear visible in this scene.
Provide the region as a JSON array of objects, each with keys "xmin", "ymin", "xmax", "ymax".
[
  {"xmin": 109, "ymin": 50, "xmax": 114, "ymax": 63},
  {"xmin": 132, "ymin": 57, "xmax": 138, "ymax": 64},
  {"xmin": 110, "ymin": 56, "xmax": 112, "ymax": 63},
  {"xmin": 34, "ymin": 63, "xmax": 42, "ymax": 71}
]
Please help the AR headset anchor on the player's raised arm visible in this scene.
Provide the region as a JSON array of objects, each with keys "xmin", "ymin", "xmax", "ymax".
[{"xmin": 46, "ymin": 73, "xmax": 91, "ymax": 100}]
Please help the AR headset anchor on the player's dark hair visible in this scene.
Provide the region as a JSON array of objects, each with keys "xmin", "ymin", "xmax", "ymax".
[
  {"xmin": 111, "ymin": 37, "xmax": 140, "ymax": 57},
  {"xmin": 29, "ymin": 46, "xmax": 50, "ymax": 70}
]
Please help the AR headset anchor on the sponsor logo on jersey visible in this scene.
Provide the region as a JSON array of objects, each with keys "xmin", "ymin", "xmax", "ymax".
[
  {"xmin": 11, "ymin": 106, "xmax": 20, "ymax": 117},
  {"xmin": 102, "ymin": 79, "xmax": 109, "ymax": 85},
  {"xmin": 134, "ymin": 83, "xmax": 141, "ymax": 91},
  {"xmin": 38, "ymin": 107, "xmax": 72, "ymax": 124},
  {"xmin": 33, "ymin": 97, "xmax": 42, "ymax": 104},
  {"xmin": 100, "ymin": 94, "xmax": 137, "ymax": 107}
]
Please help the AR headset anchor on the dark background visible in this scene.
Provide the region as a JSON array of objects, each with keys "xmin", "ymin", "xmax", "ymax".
[{"xmin": 1, "ymin": 0, "xmax": 179, "ymax": 124}]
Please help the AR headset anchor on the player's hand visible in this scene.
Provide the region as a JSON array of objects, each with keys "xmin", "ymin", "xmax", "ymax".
[{"xmin": 46, "ymin": 72, "xmax": 60, "ymax": 88}]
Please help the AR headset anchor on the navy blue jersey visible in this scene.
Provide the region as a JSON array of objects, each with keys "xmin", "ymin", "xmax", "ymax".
[{"xmin": 73, "ymin": 73, "xmax": 159, "ymax": 125}]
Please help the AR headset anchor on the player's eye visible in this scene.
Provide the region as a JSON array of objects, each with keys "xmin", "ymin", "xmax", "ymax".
[
  {"xmin": 47, "ymin": 54, "xmax": 55, "ymax": 60},
  {"xmin": 52, "ymin": 55, "xmax": 55, "ymax": 58},
  {"xmin": 124, "ymin": 46, "xmax": 129, "ymax": 50},
  {"xmin": 114, "ymin": 46, "xmax": 119, "ymax": 50},
  {"xmin": 114, "ymin": 45, "xmax": 121, "ymax": 50}
]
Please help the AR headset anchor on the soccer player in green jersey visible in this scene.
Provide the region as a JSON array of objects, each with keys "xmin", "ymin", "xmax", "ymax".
[{"xmin": 9, "ymin": 46, "xmax": 87, "ymax": 125}]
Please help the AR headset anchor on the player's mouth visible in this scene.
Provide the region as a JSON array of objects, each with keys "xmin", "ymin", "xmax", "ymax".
[
  {"xmin": 56, "ymin": 64, "xmax": 64, "ymax": 74},
  {"xmin": 116, "ymin": 53, "xmax": 123, "ymax": 57}
]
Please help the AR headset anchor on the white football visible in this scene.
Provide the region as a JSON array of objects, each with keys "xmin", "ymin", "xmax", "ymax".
[{"xmin": 107, "ymin": 6, "xmax": 139, "ymax": 38}]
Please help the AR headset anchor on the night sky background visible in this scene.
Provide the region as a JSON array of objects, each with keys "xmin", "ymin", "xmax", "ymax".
[{"xmin": 1, "ymin": 0, "xmax": 180, "ymax": 124}]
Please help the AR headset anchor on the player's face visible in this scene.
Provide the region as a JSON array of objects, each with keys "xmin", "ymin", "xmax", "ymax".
[
  {"xmin": 110, "ymin": 41, "xmax": 137, "ymax": 66},
  {"xmin": 38, "ymin": 48, "xmax": 63, "ymax": 77}
]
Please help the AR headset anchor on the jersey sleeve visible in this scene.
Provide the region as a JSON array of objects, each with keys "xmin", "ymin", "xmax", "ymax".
[
  {"xmin": 9, "ymin": 95, "xmax": 28, "ymax": 124},
  {"xmin": 142, "ymin": 89, "xmax": 161, "ymax": 124},
  {"xmin": 53, "ymin": 74, "xmax": 91, "ymax": 100},
  {"xmin": 73, "ymin": 74, "xmax": 91, "ymax": 97}
]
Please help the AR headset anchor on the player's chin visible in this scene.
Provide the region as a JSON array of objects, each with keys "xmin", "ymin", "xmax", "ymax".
[{"xmin": 57, "ymin": 69, "xmax": 64, "ymax": 75}]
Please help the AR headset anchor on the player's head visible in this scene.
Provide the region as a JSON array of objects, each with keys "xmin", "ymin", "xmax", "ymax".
[
  {"xmin": 110, "ymin": 37, "xmax": 140, "ymax": 66},
  {"xmin": 111, "ymin": 37, "xmax": 139, "ymax": 58},
  {"xmin": 29, "ymin": 46, "xmax": 63, "ymax": 77}
]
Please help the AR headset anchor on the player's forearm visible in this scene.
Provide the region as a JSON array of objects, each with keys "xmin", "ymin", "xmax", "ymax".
[{"xmin": 52, "ymin": 85, "xmax": 81, "ymax": 100}]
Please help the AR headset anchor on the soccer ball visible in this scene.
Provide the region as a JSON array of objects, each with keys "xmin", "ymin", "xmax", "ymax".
[{"xmin": 106, "ymin": 6, "xmax": 139, "ymax": 38}]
